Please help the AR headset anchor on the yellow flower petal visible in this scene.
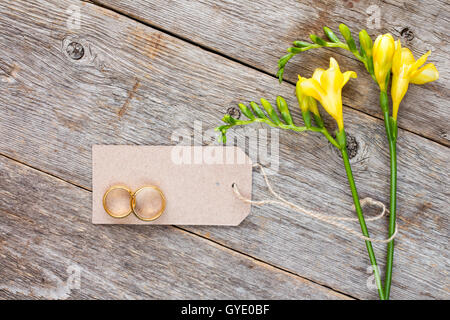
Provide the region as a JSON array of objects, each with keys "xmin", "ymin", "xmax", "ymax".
[
  {"xmin": 329, "ymin": 57, "xmax": 340, "ymax": 70},
  {"xmin": 299, "ymin": 58, "xmax": 354, "ymax": 131},
  {"xmin": 410, "ymin": 51, "xmax": 431, "ymax": 73},
  {"xmin": 296, "ymin": 75, "xmax": 308, "ymax": 112},
  {"xmin": 391, "ymin": 43, "xmax": 439, "ymax": 120},
  {"xmin": 299, "ymin": 79, "xmax": 325, "ymax": 104},
  {"xmin": 342, "ymin": 71, "xmax": 357, "ymax": 86},
  {"xmin": 373, "ymin": 34, "xmax": 395, "ymax": 90},
  {"xmin": 373, "ymin": 34, "xmax": 394, "ymax": 60},
  {"xmin": 393, "ymin": 48, "xmax": 415, "ymax": 75},
  {"xmin": 312, "ymin": 68, "xmax": 325, "ymax": 84},
  {"xmin": 391, "ymin": 74, "xmax": 410, "ymax": 120},
  {"xmin": 320, "ymin": 59, "xmax": 344, "ymax": 93},
  {"xmin": 410, "ymin": 63, "xmax": 439, "ymax": 84},
  {"xmin": 308, "ymin": 97, "xmax": 320, "ymax": 117}
]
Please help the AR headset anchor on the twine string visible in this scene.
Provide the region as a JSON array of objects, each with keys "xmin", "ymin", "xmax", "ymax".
[{"xmin": 232, "ymin": 164, "xmax": 398, "ymax": 243}]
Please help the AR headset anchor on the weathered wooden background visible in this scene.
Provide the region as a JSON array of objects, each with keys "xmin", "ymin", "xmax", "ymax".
[{"xmin": 0, "ymin": 0, "xmax": 449, "ymax": 299}]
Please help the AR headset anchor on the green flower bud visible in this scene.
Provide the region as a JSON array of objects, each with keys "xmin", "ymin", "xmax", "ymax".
[
  {"xmin": 310, "ymin": 34, "xmax": 327, "ymax": 46},
  {"xmin": 323, "ymin": 27, "xmax": 340, "ymax": 43},
  {"xmin": 293, "ymin": 40, "xmax": 311, "ymax": 48},
  {"xmin": 288, "ymin": 47, "xmax": 304, "ymax": 54},
  {"xmin": 260, "ymin": 98, "xmax": 281, "ymax": 125},
  {"xmin": 359, "ymin": 29, "xmax": 373, "ymax": 57},
  {"xmin": 278, "ymin": 53, "xmax": 294, "ymax": 68},
  {"xmin": 222, "ymin": 114, "xmax": 237, "ymax": 125},
  {"xmin": 276, "ymin": 96, "xmax": 293, "ymax": 125},
  {"xmin": 238, "ymin": 103, "xmax": 255, "ymax": 120},
  {"xmin": 301, "ymin": 110, "xmax": 312, "ymax": 128},
  {"xmin": 339, "ymin": 24, "xmax": 357, "ymax": 53},
  {"xmin": 250, "ymin": 101, "xmax": 266, "ymax": 119}
]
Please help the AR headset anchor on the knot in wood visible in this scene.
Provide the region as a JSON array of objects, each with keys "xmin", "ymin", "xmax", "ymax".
[
  {"xmin": 66, "ymin": 42, "xmax": 85, "ymax": 60},
  {"xmin": 345, "ymin": 133, "xmax": 359, "ymax": 159}
]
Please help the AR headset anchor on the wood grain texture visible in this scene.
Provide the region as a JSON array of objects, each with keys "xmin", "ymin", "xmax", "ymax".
[
  {"xmin": 92, "ymin": 0, "xmax": 450, "ymax": 146},
  {"xmin": 0, "ymin": 155, "xmax": 346, "ymax": 299},
  {"xmin": 0, "ymin": 0, "xmax": 448, "ymax": 299}
]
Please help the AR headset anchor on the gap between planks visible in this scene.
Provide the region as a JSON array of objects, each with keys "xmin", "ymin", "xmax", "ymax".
[
  {"xmin": 84, "ymin": 0, "xmax": 449, "ymax": 149},
  {"xmin": 0, "ymin": 152, "xmax": 356, "ymax": 299}
]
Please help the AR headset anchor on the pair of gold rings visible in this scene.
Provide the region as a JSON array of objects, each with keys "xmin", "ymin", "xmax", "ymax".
[{"xmin": 102, "ymin": 185, "xmax": 166, "ymax": 221}]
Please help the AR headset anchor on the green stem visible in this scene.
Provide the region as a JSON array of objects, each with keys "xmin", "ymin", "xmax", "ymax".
[
  {"xmin": 338, "ymin": 130, "xmax": 386, "ymax": 300},
  {"xmin": 380, "ymin": 91, "xmax": 398, "ymax": 299},
  {"xmin": 320, "ymin": 128, "xmax": 340, "ymax": 149}
]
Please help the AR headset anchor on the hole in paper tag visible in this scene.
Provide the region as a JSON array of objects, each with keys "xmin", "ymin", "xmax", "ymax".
[{"xmin": 92, "ymin": 146, "xmax": 252, "ymax": 225}]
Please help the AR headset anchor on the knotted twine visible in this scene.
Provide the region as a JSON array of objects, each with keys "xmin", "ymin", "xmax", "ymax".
[{"xmin": 232, "ymin": 164, "xmax": 398, "ymax": 243}]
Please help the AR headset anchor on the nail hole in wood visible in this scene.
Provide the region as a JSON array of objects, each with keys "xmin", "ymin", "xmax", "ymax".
[
  {"xmin": 400, "ymin": 27, "xmax": 415, "ymax": 42},
  {"xmin": 227, "ymin": 106, "xmax": 241, "ymax": 119},
  {"xmin": 66, "ymin": 42, "xmax": 85, "ymax": 60}
]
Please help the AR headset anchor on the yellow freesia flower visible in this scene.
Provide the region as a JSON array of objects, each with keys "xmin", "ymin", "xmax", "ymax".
[
  {"xmin": 373, "ymin": 33, "xmax": 395, "ymax": 91},
  {"xmin": 299, "ymin": 57, "xmax": 357, "ymax": 130},
  {"xmin": 391, "ymin": 40, "xmax": 439, "ymax": 119},
  {"xmin": 296, "ymin": 75, "xmax": 320, "ymax": 117}
]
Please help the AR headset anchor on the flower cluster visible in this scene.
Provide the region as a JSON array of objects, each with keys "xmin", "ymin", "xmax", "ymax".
[
  {"xmin": 373, "ymin": 34, "xmax": 439, "ymax": 119},
  {"xmin": 217, "ymin": 23, "xmax": 439, "ymax": 300}
]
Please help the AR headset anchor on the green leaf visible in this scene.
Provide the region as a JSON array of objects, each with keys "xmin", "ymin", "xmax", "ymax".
[
  {"xmin": 276, "ymin": 96, "xmax": 293, "ymax": 125},
  {"xmin": 238, "ymin": 103, "xmax": 255, "ymax": 120},
  {"xmin": 323, "ymin": 27, "xmax": 340, "ymax": 43},
  {"xmin": 260, "ymin": 98, "xmax": 281, "ymax": 125}
]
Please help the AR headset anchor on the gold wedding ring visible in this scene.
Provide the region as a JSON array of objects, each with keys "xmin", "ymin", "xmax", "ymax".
[
  {"xmin": 102, "ymin": 185, "xmax": 133, "ymax": 219},
  {"xmin": 103, "ymin": 185, "xmax": 166, "ymax": 221},
  {"xmin": 131, "ymin": 186, "xmax": 166, "ymax": 221}
]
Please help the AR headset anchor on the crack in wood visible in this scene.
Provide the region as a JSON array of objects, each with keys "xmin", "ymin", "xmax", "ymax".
[{"xmin": 118, "ymin": 79, "xmax": 140, "ymax": 118}]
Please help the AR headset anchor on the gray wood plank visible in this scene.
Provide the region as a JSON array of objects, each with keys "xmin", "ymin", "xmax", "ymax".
[
  {"xmin": 0, "ymin": 0, "xmax": 448, "ymax": 299},
  {"xmin": 0, "ymin": 155, "xmax": 347, "ymax": 299},
  {"xmin": 92, "ymin": 0, "xmax": 450, "ymax": 146}
]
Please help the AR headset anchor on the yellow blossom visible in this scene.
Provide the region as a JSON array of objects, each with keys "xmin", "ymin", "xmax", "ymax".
[
  {"xmin": 299, "ymin": 57, "xmax": 357, "ymax": 130},
  {"xmin": 296, "ymin": 75, "xmax": 320, "ymax": 117},
  {"xmin": 373, "ymin": 33, "xmax": 396, "ymax": 91},
  {"xmin": 391, "ymin": 40, "xmax": 439, "ymax": 119}
]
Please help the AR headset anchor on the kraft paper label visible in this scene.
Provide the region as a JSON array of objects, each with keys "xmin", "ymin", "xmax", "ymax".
[{"xmin": 92, "ymin": 145, "xmax": 252, "ymax": 225}]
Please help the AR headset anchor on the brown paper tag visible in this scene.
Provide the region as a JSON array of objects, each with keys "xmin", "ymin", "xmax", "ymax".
[{"xmin": 92, "ymin": 145, "xmax": 252, "ymax": 225}]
